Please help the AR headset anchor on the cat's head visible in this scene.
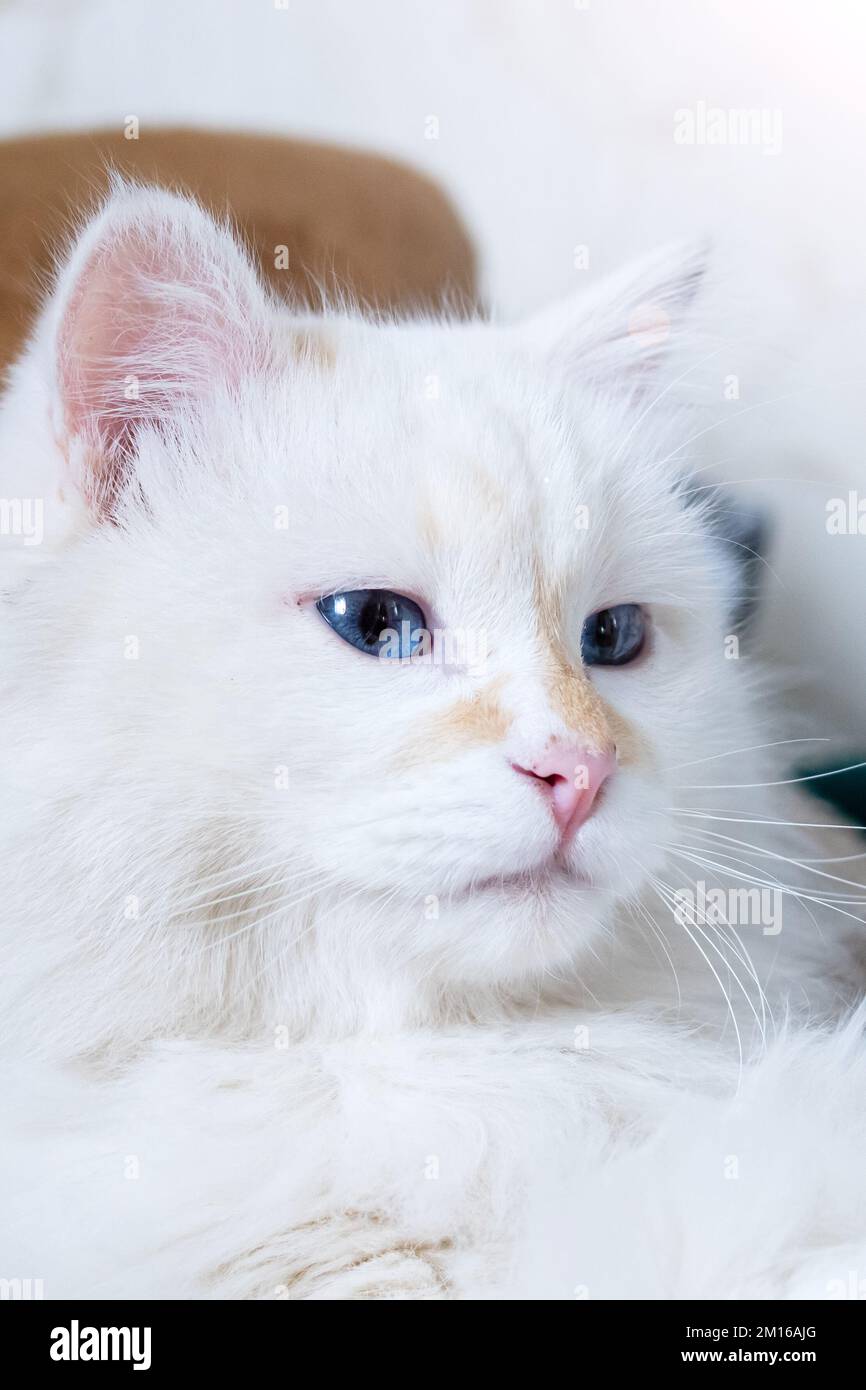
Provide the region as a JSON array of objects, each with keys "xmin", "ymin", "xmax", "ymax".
[{"xmin": 0, "ymin": 187, "xmax": 749, "ymax": 1022}]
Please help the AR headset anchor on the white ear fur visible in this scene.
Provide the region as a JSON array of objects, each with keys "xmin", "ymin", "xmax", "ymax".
[
  {"xmin": 522, "ymin": 241, "xmax": 707, "ymax": 395},
  {"xmin": 46, "ymin": 182, "xmax": 270, "ymax": 517}
]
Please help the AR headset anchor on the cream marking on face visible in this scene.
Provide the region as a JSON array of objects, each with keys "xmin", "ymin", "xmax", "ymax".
[
  {"xmin": 417, "ymin": 463, "xmax": 517, "ymax": 559},
  {"xmin": 291, "ymin": 330, "xmax": 336, "ymax": 370},
  {"xmin": 417, "ymin": 500, "xmax": 443, "ymax": 553},
  {"xmin": 394, "ymin": 677, "xmax": 511, "ymax": 768},
  {"xmin": 468, "ymin": 464, "xmax": 507, "ymax": 516},
  {"xmin": 531, "ymin": 558, "xmax": 647, "ymax": 766}
]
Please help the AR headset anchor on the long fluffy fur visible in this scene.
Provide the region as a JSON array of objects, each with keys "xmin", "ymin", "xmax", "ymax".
[{"xmin": 1, "ymin": 186, "xmax": 864, "ymax": 1299}]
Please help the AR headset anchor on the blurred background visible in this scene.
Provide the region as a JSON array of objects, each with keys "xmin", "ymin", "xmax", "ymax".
[{"xmin": 1, "ymin": 0, "xmax": 864, "ymax": 774}]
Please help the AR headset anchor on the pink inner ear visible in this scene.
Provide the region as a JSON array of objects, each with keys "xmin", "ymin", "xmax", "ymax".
[{"xmin": 55, "ymin": 199, "xmax": 265, "ymax": 517}]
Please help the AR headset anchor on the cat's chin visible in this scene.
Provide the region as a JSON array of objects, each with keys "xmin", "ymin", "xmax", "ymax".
[{"xmin": 463, "ymin": 858, "xmax": 593, "ymax": 899}]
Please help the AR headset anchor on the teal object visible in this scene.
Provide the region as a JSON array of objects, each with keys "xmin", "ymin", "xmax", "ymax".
[{"xmin": 799, "ymin": 759, "xmax": 866, "ymax": 837}]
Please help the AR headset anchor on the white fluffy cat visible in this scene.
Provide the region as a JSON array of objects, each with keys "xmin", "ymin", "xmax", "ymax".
[{"xmin": 1, "ymin": 186, "xmax": 865, "ymax": 1300}]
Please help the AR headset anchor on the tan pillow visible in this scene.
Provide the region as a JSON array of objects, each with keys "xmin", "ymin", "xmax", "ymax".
[{"xmin": 0, "ymin": 127, "xmax": 478, "ymax": 373}]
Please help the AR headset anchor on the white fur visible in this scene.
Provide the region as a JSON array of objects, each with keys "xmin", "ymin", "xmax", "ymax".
[{"xmin": 1, "ymin": 187, "xmax": 864, "ymax": 1299}]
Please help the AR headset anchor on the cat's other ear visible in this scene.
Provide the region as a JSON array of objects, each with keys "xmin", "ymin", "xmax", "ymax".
[
  {"xmin": 42, "ymin": 183, "xmax": 270, "ymax": 519},
  {"xmin": 521, "ymin": 241, "xmax": 707, "ymax": 395}
]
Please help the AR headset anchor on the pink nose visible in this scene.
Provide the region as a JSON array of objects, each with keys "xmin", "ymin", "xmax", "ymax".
[{"xmin": 512, "ymin": 743, "xmax": 615, "ymax": 841}]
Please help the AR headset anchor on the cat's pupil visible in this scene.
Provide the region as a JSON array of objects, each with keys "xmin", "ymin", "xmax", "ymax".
[
  {"xmin": 359, "ymin": 595, "xmax": 393, "ymax": 647},
  {"xmin": 595, "ymin": 611, "xmax": 616, "ymax": 647}
]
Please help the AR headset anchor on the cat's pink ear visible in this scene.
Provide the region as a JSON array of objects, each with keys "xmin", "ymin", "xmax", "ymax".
[
  {"xmin": 523, "ymin": 241, "xmax": 707, "ymax": 395},
  {"xmin": 47, "ymin": 184, "xmax": 269, "ymax": 517}
]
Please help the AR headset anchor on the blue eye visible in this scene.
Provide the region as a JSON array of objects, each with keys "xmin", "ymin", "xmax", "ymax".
[
  {"xmin": 581, "ymin": 604, "xmax": 646, "ymax": 666},
  {"xmin": 316, "ymin": 589, "xmax": 429, "ymax": 659}
]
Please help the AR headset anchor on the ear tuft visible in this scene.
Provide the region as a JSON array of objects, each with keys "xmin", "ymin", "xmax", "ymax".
[{"xmin": 48, "ymin": 183, "xmax": 270, "ymax": 517}]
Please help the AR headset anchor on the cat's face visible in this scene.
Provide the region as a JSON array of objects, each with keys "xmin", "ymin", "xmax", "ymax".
[{"xmin": 1, "ymin": 189, "xmax": 745, "ymax": 998}]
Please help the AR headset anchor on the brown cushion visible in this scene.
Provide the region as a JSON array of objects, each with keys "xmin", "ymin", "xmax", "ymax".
[{"xmin": 0, "ymin": 128, "xmax": 478, "ymax": 373}]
